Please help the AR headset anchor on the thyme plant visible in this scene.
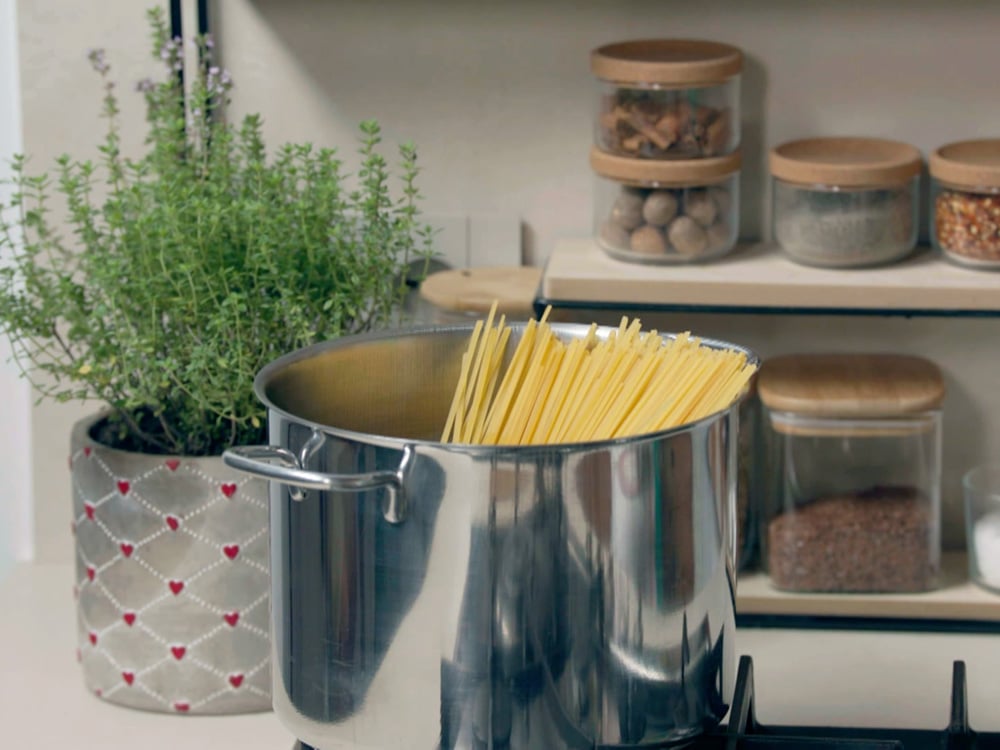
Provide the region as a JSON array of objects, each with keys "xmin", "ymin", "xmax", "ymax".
[{"xmin": 0, "ymin": 7, "xmax": 434, "ymax": 455}]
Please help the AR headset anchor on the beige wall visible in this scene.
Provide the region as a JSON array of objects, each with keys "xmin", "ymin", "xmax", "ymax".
[{"xmin": 15, "ymin": 0, "xmax": 1000, "ymax": 561}]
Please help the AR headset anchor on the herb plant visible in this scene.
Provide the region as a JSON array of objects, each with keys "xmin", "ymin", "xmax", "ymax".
[{"xmin": 0, "ymin": 7, "xmax": 434, "ymax": 455}]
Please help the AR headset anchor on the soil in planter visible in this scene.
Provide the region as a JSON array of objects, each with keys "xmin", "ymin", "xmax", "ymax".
[
  {"xmin": 90, "ymin": 406, "xmax": 265, "ymax": 456},
  {"xmin": 766, "ymin": 485, "xmax": 936, "ymax": 593}
]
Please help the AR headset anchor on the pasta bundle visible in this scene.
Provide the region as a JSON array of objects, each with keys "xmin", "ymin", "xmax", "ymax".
[{"xmin": 440, "ymin": 303, "xmax": 756, "ymax": 446}]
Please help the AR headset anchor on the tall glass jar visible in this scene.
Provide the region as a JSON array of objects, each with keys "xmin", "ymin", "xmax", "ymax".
[
  {"xmin": 591, "ymin": 39, "xmax": 742, "ymax": 160},
  {"xmin": 770, "ymin": 137, "xmax": 922, "ymax": 268},
  {"xmin": 757, "ymin": 353, "xmax": 945, "ymax": 594},
  {"xmin": 930, "ymin": 139, "xmax": 1000, "ymax": 270}
]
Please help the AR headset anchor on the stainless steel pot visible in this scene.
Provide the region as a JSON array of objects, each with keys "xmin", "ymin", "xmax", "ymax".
[{"xmin": 223, "ymin": 323, "xmax": 754, "ymax": 750}]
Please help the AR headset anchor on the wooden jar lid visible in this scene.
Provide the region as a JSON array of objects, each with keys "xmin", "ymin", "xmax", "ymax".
[
  {"xmin": 758, "ymin": 353, "xmax": 945, "ymax": 419},
  {"xmin": 590, "ymin": 147, "xmax": 741, "ymax": 186},
  {"xmin": 419, "ymin": 266, "xmax": 541, "ymax": 316},
  {"xmin": 769, "ymin": 137, "xmax": 922, "ymax": 188},
  {"xmin": 929, "ymin": 139, "xmax": 1000, "ymax": 190},
  {"xmin": 591, "ymin": 39, "xmax": 743, "ymax": 86}
]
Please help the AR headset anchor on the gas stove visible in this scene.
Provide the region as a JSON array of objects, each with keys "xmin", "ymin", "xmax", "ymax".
[{"xmin": 295, "ymin": 654, "xmax": 999, "ymax": 749}]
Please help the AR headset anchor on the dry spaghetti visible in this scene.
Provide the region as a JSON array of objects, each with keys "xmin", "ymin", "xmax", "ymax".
[{"xmin": 440, "ymin": 303, "xmax": 756, "ymax": 445}]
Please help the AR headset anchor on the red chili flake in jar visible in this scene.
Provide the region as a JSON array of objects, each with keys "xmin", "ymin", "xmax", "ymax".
[
  {"xmin": 934, "ymin": 190, "xmax": 1000, "ymax": 263},
  {"xmin": 930, "ymin": 139, "xmax": 1000, "ymax": 268}
]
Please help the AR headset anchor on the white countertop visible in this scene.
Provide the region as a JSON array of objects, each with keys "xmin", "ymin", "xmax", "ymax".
[{"xmin": 4, "ymin": 563, "xmax": 1000, "ymax": 748}]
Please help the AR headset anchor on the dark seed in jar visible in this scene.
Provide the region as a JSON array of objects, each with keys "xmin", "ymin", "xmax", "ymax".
[
  {"xmin": 935, "ymin": 189, "xmax": 1000, "ymax": 263},
  {"xmin": 598, "ymin": 93, "xmax": 732, "ymax": 159},
  {"xmin": 767, "ymin": 485, "xmax": 936, "ymax": 593}
]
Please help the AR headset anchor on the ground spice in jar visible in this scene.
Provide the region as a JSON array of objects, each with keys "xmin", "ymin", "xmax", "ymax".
[
  {"xmin": 934, "ymin": 190, "xmax": 1000, "ymax": 264},
  {"xmin": 766, "ymin": 485, "xmax": 937, "ymax": 593},
  {"xmin": 773, "ymin": 188, "xmax": 915, "ymax": 267}
]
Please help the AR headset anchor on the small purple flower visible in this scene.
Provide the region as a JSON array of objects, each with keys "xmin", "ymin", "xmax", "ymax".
[
  {"xmin": 134, "ymin": 77, "xmax": 155, "ymax": 94},
  {"xmin": 204, "ymin": 35, "xmax": 215, "ymax": 50},
  {"xmin": 87, "ymin": 48, "xmax": 109, "ymax": 74},
  {"xmin": 208, "ymin": 66, "xmax": 220, "ymax": 77}
]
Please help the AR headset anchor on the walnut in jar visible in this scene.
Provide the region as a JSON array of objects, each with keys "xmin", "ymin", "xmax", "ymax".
[
  {"xmin": 611, "ymin": 188, "xmax": 645, "ymax": 230},
  {"xmin": 630, "ymin": 225, "xmax": 669, "ymax": 256},
  {"xmin": 683, "ymin": 190, "xmax": 719, "ymax": 228},
  {"xmin": 667, "ymin": 216, "xmax": 709, "ymax": 256},
  {"xmin": 708, "ymin": 186, "xmax": 732, "ymax": 215},
  {"xmin": 642, "ymin": 191, "xmax": 679, "ymax": 226},
  {"xmin": 706, "ymin": 222, "xmax": 733, "ymax": 254},
  {"xmin": 599, "ymin": 221, "xmax": 631, "ymax": 251}
]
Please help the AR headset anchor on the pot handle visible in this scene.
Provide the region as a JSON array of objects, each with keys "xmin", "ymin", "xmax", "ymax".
[{"xmin": 222, "ymin": 444, "xmax": 412, "ymax": 524}]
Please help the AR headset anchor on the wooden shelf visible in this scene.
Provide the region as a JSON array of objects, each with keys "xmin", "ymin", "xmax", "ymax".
[
  {"xmin": 541, "ymin": 238, "xmax": 1000, "ymax": 316},
  {"xmin": 736, "ymin": 552, "xmax": 1000, "ymax": 624}
]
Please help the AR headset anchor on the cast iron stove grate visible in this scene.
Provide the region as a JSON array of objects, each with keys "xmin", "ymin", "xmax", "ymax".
[
  {"xmin": 694, "ymin": 655, "xmax": 997, "ymax": 750},
  {"xmin": 296, "ymin": 655, "xmax": 999, "ymax": 750}
]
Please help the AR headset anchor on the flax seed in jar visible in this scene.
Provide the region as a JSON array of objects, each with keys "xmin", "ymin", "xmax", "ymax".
[{"xmin": 930, "ymin": 139, "xmax": 1000, "ymax": 270}]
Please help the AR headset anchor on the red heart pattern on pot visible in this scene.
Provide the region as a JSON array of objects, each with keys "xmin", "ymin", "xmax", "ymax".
[{"xmin": 73, "ymin": 450, "xmax": 269, "ymax": 714}]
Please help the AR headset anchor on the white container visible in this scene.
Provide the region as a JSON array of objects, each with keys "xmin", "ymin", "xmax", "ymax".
[
  {"xmin": 591, "ymin": 147, "xmax": 741, "ymax": 264},
  {"xmin": 964, "ymin": 465, "xmax": 1000, "ymax": 593},
  {"xmin": 770, "ymin": 137, "xmax": 922, "ymax": 268},
  {"xmin": 591, "ymin": 39, "xmax": 742, "ymax": 160}
]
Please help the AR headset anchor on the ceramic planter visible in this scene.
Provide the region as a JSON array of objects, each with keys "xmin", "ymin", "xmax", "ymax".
[{"xmin": 70, "ymin": 412, "xmax": 271, "ymax": 714}]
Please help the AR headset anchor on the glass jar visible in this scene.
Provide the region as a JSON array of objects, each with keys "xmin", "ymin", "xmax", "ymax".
[
  {"xmin": 591, "ymin": 39, "xmax": 741, "ymax": 160},
  {"xmin": 770, "ymin": 137, "xmax": 922, "ymax": 268},
  {"xmin": 591, "ymin": 147, "xmax": 741, "ymax": 264},
  {"xmin": 930, "ymin": 139, "xmax": 1000, "ymax": 270},
  {"xmin": 964, "ymin": 465, "xmax": 1000, "ymax": 593},
  {"xmin": 758, "ymin": 353, "xmax": 945, "ymax": 594}
]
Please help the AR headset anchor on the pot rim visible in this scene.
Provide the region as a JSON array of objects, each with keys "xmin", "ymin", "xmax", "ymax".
[{"xmin": 253, "ymin": 322, "xmax": 759, "ymax": 455}]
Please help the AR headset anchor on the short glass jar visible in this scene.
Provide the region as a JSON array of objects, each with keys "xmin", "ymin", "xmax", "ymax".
[
  {"xmin": 591, "ymin": 147, "xmax": 741, "ymax": 264},
  {"xmin": 757, "ymin": 353, "xmax": 945, "ymax": 594},
  {"xmin": 591, "ymin": 39, "xmax": 741, "ymax": 160},
  {"xmin": 930, "ymin": 139, "xmax": 1000, "ymax": 270},
  {"xmin": 770, "ymin": 137, "xmax": 922, "ymax": 268}
]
